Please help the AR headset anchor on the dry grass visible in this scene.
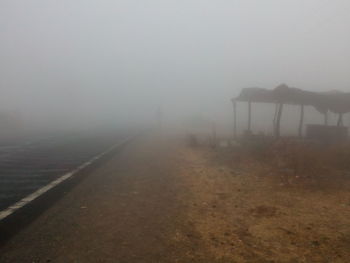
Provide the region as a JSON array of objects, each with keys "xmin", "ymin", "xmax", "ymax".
[
  {"xmin": 216, "ymin": 138, "xmax": 350, "ymax": 188},
  {"xmin": 180, "ymin": 140, "xmax": 350, "ymax": 262}
]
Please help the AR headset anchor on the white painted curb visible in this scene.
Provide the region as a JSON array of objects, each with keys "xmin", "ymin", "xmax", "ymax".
[{"xmin": 0, "ymin": 137, "xmax": 132, "ymax": 221}]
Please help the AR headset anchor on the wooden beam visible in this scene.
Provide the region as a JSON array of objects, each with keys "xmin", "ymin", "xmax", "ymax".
[
  {"xmin": 337, "ymin": 113, "xmax": 343, "ymax": 126},
  {"xmin": 273, "ymin": 103, "xmax": 278, "ymax": 132},
  {"xmin": 275, "ymin": 103, "xmax": 283, "ymax": 138},
  {"xmin": 324, "ymin": 111, "xmax": 328, "ymax": 125},
  {"xmin": 298, "ymin": 104, "xmax": 304, "ymax": 138},
  {"xmin": 248, "ymin": 101, "xmax": 252, "ymax": 132}
]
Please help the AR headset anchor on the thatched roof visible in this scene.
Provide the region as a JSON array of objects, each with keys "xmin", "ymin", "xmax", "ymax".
[{"xmin": 233, "ymin": 84, "xmax": 350, "ymax": 114}]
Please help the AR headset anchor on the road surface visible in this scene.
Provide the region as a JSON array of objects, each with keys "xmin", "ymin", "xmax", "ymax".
[
  {"xmin": 0, "ymin": 136, "xmax": 214, "ymax": 263},
  {"xmin": 1, "ymin": 135, "xmax": 349, "ymax": 262}
]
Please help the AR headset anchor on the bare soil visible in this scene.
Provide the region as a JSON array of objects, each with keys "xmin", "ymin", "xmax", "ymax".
[
  {"xmin": 180, "ymin": 144, "xmax": 350, "ymax": 262},
  {"xmin": 0, "ymin": 136, "xmax": 349, "ymax": 262}
]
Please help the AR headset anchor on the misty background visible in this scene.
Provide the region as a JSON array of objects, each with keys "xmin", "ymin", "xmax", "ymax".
[{"xmin": 1, "ymin": 0, "xmax": 349, "ymax": 135}]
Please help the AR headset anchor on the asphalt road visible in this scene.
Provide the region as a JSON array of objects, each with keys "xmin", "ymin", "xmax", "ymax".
[{"xmin": 0, "ymin": 136, "xmax": 212, "ymax": 263}]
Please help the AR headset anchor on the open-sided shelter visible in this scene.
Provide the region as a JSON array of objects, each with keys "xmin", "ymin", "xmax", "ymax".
[{"xmin": 232, "ymin": 84, "xmax": 350, "ymax": 138}]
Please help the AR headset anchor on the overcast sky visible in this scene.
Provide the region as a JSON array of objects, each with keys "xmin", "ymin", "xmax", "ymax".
[{"xmin": 0, "ymin": 0, "xmax": 349, "ymax": 129}]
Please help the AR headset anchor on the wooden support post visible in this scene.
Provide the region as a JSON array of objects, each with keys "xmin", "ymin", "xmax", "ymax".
[
  {"xmin": 324, "ymin": 111, "xmax": 328, "ymax": 126},
  {"xmin": 337, "ymin": 113, "xmax": 343, "ymax": 126},
  {"xmin": 275, "ymin": 103, "xmax": 283, "ymax": 138},
  {"xmin": 298, "ymin": 104, "xmax": 304, "ymax": 138},
  {"xmin": 248, "ymin": 101, "xmax": 252, "ymax": 133},
  {"xmin": 273, "ymin": 103, "xmax": 278, "ymax": 132},
  {"xmin": 232, "ymin": 100, "xmax": 237, "ymax": 139}
]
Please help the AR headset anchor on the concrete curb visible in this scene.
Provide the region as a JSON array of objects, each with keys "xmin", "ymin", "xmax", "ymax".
[{"xmin": 0, "ymin": 136, "xmax": 134, "ymax": 246}]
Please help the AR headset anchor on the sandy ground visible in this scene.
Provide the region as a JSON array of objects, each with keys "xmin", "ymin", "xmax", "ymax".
[{"xmin": 0, "ymin": 136, "xmax": 349, "ymax": 262}]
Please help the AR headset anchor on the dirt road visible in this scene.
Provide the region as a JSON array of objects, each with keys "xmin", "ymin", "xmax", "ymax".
[{"xmin": 0, "ymin": 136, "xmax": 349, "ymax": 262}]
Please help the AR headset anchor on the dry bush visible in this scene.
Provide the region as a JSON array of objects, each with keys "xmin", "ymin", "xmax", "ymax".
[
  {"xmin": 270, "ymin": 140, "xmax": 328, "ymax": 182},
  {"xmin": 328, "ymin": 143, "xmax": 350, "ymax": 170},
  {"xmin": 266, "ymin": 139, "xmax": 350, "ymax": 186},
  {"xmin": 220, "ymin": 135, "xmax": 350, "ymax": 186},
  {"xmin": 240, "ymin": 138, "xmax": 350, "ymax": 185}
]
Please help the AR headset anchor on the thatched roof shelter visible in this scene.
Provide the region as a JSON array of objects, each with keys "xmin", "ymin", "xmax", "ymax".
[
  {"xmin": 233, "ymin": 84, "xmax": 350, "ymax": 114},
  {"xmin": 231, "ymin": 84, "xmax": 350, "ymax": 138}
]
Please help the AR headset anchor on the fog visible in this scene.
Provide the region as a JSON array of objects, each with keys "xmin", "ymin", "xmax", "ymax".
[{"xmin": 1, "ymin": 0, "xmax": 350, "ymax": 135}]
